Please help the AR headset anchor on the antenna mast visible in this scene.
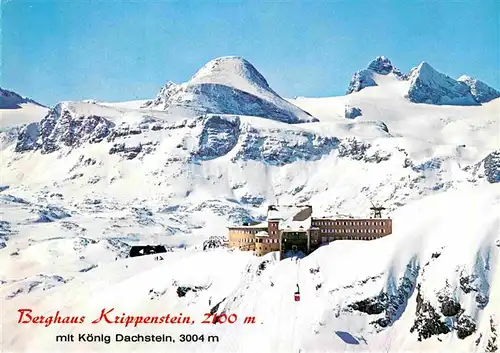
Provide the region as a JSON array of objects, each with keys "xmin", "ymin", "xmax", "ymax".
[{"xmin": 370, "ymin": 201, "xmax": 386, "ymax": 218}]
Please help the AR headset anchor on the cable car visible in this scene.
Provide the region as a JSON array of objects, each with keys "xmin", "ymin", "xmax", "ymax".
[{"xmin": 294, "ymin": 284, "xmax": 300, "ymax": 302}]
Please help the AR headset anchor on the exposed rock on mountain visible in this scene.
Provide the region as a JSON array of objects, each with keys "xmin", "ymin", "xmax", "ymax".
[
  {"xmin": 15, "ymin": 103, "xmax": 115, "ymax": 154},
  {"xmin": 141, "ymin": 81, "xmax": 178, "ymax": 109},
  {"xmin": 483, "ymin": 151, "xmax": 500, "ymax": 183},
  {"xmin": 367, "ymin": 56, "xmax": 405, "ymax": 78},
  {"xmin": 231, "ymin": 125, "xmax": 340, "ymax": 166},
  {"xmin": 346, "ymin": 56, "xmax": 405, "ymax": 94},
  {"xmin": 410, "ymin": 285, "xmax": 451, "ymax": 341},
  {"xmin": 192, "ymin": 115, "xmax": 241, "ymax": 161},
  {"xmin": 346, "ymin": 70, "xmax": 377, "ymax": 94},
  {"xmin": 345, "ymin": 105, "xmax": 362, "ymax": 119},
  {"xmin": 458, "ymin": 76, "xmax": 500, "ymax": 103},
  {"xmin": 456, "ymin": 314, "xmax": 477, "ymax": 339},
  {"xmin": 405, "ymin": 62, "xmax": 478, "ymax": 105},
  {"xmin": 142, "ymin": 56, "xmax": 316, "ymax": 124}
]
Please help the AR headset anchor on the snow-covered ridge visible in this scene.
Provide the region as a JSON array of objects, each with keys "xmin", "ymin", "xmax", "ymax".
[
  {"xmin": 0, "ymin": 87, "xmax": 45, "ymax": 109},
  {"xmin": 346, "ymin": 57, "xmax": 499, "ymax": 106}
]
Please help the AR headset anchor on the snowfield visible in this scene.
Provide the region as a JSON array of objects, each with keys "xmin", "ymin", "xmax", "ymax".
[{"xmin": 1, "ymin": 56, "xmax": 499, "ymax": 353}]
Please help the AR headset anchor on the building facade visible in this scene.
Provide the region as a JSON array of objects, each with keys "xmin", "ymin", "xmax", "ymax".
[{"xmin": 228, "ymin": 205, "xmax": 392, "ymax": 259}]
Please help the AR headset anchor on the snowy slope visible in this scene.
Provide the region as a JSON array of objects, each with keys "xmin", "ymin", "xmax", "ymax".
[
  {"xmin": 1, "ymin": 56, "xmax": 499, "ymax": 353},
  {"xmin": 2, "ymin": 185, "xmax": 499, "ymax": 353}
]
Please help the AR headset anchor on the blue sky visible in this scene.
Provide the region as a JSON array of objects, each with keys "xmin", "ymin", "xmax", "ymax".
[{"xmin": 2, "ymin": 1, "xmax": 499, "ymax": 106}]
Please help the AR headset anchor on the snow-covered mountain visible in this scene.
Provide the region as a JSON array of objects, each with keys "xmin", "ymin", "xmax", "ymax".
[
  {"xmin": 405, "ymin": 62, "xmax": 478, "ymax": 106},
  {"xmin": 0, "ymin": 87, "xmax": 49, "ymax": 128},
  {"xmin": 141, "ymin": 56, "xmax": 317, "ymax": 124},
  {"xmin": 346, "ymin": 58, "xmax": 499, "ymax": 106},
  {"xmin": 1, "ymin": 56, "xmax": 499, "ymax": 353}
]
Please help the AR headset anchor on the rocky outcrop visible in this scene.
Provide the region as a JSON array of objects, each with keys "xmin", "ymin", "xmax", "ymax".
[
  {"xmin": 14, "ymin": 103, "xmax": 115, "ymax": 154},
  {"xmin": 410, "ymin": 285, "xmax": 451, "ymax": 341},
  {"xmin": 486, "ymin": 316, "xmax": 498, "ymax": 352},
  {"xmin": 176, "ymin": 285, "xmax": 208, "ymax": 298},
  {"xmin": 349, "ymin": 262, "xmax": 418, "ymax": 330},
  {"xmin": 193, "ymin": 115, "xmax": 241, "ymax": 161},
  {"xmin": 458, "ymin": 76, "xmax": 500, "ymax": 103},
  {"xmin": 203, "ymin": 236, "xmax": 225, "ymax": 251},
  {"xmin": 14, "ymin": 123, "xmax": 40, "ymax": 152},
  {"xmin": 483, "ymin": 151, "xmax": 500, "ymax": 183},
  {"xmin": 439, "ymin": 296, "xmax": 461, "ymax": 317},
  {"xmin": 108, "ymin": 141, "xmax": 156, "ymax": 160},
  {"xmin": 456, "ymin": 314, "xmax": 476, "ymax": 339},
  {"xmin": 232, "ymin": 125, "xmax": 340, "ymax": 166},
  {"xmin": 337, "ymin": 138, "xmax": 391, "ymax": 163},
  {"xmin": 349, "ymin": 293, "xmax": 387, "ymax": 315},
  {"xmin": 346, "ymin": 70, "xmax": 377, "ymax": 94},
  {"xmin": 5, "ymin": 274, "xmax": 68, "ymax": 300},
  {"xmin": 435, "ymin": 282, "xmax": 463, "ymax": 317},
  {"xmin": 406, "ymin": 62, "xmax": 478, "ymax": 105},
  {"xmin": 34, "ymin": 205, "xmax": 71, "ymax": 223},
  {"xmin": 0, "ymin": 220, "xmax": 12, "ymax": 249},
  {"xmin": 0, "ymin": 126, "xmax": 23, "ymax": 150},
  {"xmin": 459, "ymin": 269, "xmax": 490, "ymax": 309},
  {"xmin": 141, "ymin": 81, "xmax": 179, "ymax": 109},
  {"xmin": 367, "ymin": 56, "xmax": 405, "ymax": 78},
  {"xmin": 345, "ymin": 106, "xmax": 362, "ymax": 119}
]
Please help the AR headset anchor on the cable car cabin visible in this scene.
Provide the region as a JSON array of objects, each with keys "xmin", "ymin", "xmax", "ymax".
[{"xmin": 294, "ymin": 284, "xmax": 300, "ymax": 302}]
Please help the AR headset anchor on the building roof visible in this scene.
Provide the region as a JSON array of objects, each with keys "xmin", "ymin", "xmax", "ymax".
[
  {"xmin": 268, "ymin": 205, "xmax": 312, "ymax": 231},
  {"xmin": 255, "ymin": 231, "xmax": 269, "ymax": 237}
]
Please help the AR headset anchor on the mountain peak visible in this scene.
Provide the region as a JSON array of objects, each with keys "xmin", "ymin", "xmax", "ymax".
[
  {"xmin": 367, "ymin": 56, "xmax": 399, "ymax": 75},
  {"xmin": 346, "ymin": 56, "xmax": 405, "ymax": 94},
  {"xmin": 188, "ymin": 56, "xmax": 272, "ymax": 93},
  {"xmin": 405, "ymin": 62, "xmax": 478, "ymax": 105},
  {"xmin": 142, "ymin": 56, "xmax": 316, "ymax": 124},
  {"xmin": 457, "ymin": 75, "xmax": 500, "ymax": 103}
]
